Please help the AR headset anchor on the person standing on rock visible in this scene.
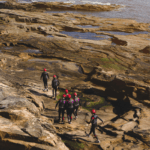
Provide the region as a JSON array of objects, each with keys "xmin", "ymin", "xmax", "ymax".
[
  {"xmin": 73, "ymin": 92, "xmax": 81, "ymax": 120},
  {"xmin": 52, "ymin": 75, "xmax": 60, "ymax": 100},
  {"xmin": 86, "ymin": 109, "xmax": 104, "ymax": 143},
  {"xmin": 55, "ymin": 94, "xmax": 66, "ymax": 124},
  {"xmin": 40, "ymin": 68, "xmax": 49, "ymax": 91},
  {"xmin": 67, "ymin": 94, "xmax": 74, "ymax": 124}
]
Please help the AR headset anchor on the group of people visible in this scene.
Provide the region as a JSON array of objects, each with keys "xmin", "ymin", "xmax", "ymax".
[
  {"xmin": 55, "ymin": 89, "xmax": 81, "ymax": 124},
  {"xmin": 40, "ymin": 68, "xmax": 60, "ymax": 100},
  {"xmin": 41, "ymin": 68, "xmax": 104, "ymax": 143}
]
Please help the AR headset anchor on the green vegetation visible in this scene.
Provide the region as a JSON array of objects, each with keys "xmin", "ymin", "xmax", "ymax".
[
  {"xmin": 62, "ymin": 140, "xmax": 85, "ymax": 150},
  {"xmin": 87, "ymin": 97, "xmax": 105, "ymax": 107},
  {"xmin": 56, "ymin": 89, "xmax": 78, "ymax": 100},
  {"xmin": 100, "ymin": 58, "xmax": 120, "ymax": 62},
  {"xmin": 100, "ymin": 58, "xmax": 110, "ymax": 61},
  {"xmin": 102, "ymin": 63, "xmax": 126, "ymax": 70}
]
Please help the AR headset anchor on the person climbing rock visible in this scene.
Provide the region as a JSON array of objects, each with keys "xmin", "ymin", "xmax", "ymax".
[
  {"xmin": 55, "ymin": 94, "xmax": 66, "ymax": 124},
  {"xmin": 73, "ymin": 92, "xmax": 81, "ymax": 120},
  {"xmin": 52, "ymin": 75, "xmax": 60, "ymax": 100},
  {"xmin": 40, "ymin": 68, "xmax": 49, "ymax": 91},
  {"xmin": 86, "ymin": 109, "xmax": 104, "ymax": 143},
  {"xmin": 67, "ymin": 94, "xmax": 74, "ymax": 124}
]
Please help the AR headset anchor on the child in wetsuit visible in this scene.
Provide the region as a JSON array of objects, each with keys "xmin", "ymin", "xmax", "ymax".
[{"xmin": 86, "ymin": 109, "xmax": 104, "ymax": 143}]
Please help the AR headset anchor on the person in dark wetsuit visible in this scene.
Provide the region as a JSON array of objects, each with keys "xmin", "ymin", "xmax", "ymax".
[
  {"xmin": 86, "ymin": 109, "xmax": 104, "ymax": 143},
  {"xmin": 40, "ymin": 68, "xmax": 49, "ymax": 91},
  {"xmin": 67, "ymin": 94, "xmax": 74, "ymax": 124},
  {"xmin": 65, "ymin": 89, "xmax": 69, "ymax": 100},
  {"xmin": 55, "ymin": 94, "xmax": 66, "ymax": 124},
  {"xmin": 52, "ymin": 75, "xmax": 60, "ymax": 100},
  {"xmin": 73, "ymin": 92, "xmax": 81, "ymax": 120}
]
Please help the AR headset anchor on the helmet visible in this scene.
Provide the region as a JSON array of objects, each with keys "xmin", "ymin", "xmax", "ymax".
[
  {"xmin": 44, "ymin": 68, "xmax": 46, "ymax": 71},
  {"xmin": 53, "ymin": 75, "xmax": 56, "ymax": 78},
  {"xmin": 62, "ymin": 94, "xmax": 66, "ymax": 98},
  {"xmin": 68, "ymin": 94, "xmax": 71, "ymax": 98},
  {"xmin": 74, "ymin": 92, "xmax": 77, "ymax": 96},
  {"xmin": 91, "ymin": 109, "xmax": 96, "ymax": 114},
  {"xmin": 65, "ymin": 89, "xmax": 68, "ymax": 93}
]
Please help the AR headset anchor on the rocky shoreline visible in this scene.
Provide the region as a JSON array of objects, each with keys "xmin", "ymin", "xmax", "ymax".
[{"xmin": 0, "ymin": 0, "xmax": 150, "ymax": 150}]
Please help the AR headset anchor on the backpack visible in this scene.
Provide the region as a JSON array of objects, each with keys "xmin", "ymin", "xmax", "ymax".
[{"xmin": 53, "ymin": 78, "xmax": 59, "ymax": 88}]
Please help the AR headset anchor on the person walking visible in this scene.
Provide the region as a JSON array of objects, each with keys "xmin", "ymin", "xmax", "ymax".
[
  {"xmin": 40, "ymin": 68, "xmax": 49, "ymax": 91},
  {"xmin": 67, "ymin": 94, "xmax": 74, "ymax": 124},
  {"xmin": 55, "ymin": 94, "xmax": 66, "ymax": 124},
  {"xmin": 73, "ymin": 92, "xmax": 81, "ymax": 120},
  {"xmin": 65, "ymin": 89, "xmax": 69, "ymax": 100},
  {"xmin": 52, "ymin": 75, "xmax": 60, "ymax": 100},
  {"xmin": 86, "ymin": 109, "xmax": 104, "ymax": 143}
]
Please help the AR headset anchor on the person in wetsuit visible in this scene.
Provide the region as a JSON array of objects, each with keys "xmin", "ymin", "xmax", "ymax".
[
  {"xmin": 67, "ymin": 94, "xmax": 74, "ymax": 124},
  {"xmin": 52, "ymin": 75, "xmax": 60, "ymax": 100},
  {"xmin": 40, "ymin": 68, "xmax": 49, "ymax": 91},
  {"xmin": 73, "ymin": 92, "xmax": 81, "ymax": 120},
  {"xmin": 86, "ymin": 109, "xmax": 104, "ymax": 143},
  {"xmin": 65, "ymin": 89, "xmax": 69, "ymax": 100},
  {"xmin": 55, "ymin": 94, "xmax": 66, "ymax": 124}
]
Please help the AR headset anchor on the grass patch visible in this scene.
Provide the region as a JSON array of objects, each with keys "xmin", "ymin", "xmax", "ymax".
[
  {"xmin": 87, "ymin": 97, "xmax": 105, "ymax": 107},
  {"xmin": 57, "ymin": 89, "xmax": 80, "ymax": 100},
  {"xmin": 62, "ymin": 140, "xmax": 85, "ymax": 150},
  {"xmin": 100, "ymin": 58, "xmax": 110, "ymax": 61},
  {"xmin": 102, "ymin": 63, "xmax": 126, "ymax": 70}
]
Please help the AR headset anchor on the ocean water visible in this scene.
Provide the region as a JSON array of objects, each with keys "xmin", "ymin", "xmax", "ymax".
[{"xmin": 19, "ymin": 0, "xmax": 150, "ymax": 23}]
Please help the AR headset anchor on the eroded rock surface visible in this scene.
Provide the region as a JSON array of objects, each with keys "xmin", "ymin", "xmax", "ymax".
[{"xmin": 0, "ymin": 1, "xmax": 150, "ymax": 150}]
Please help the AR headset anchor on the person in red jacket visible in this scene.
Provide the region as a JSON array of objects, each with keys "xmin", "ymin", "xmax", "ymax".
[{"xmin": 86, "ymin": 109, "xmax": 104, "ymax": 143}]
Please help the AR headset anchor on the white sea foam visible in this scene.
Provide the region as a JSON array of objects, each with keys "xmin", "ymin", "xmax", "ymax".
[{"xmin": 82, "ymin": 1, "xmax": 111, "ymax": 5}]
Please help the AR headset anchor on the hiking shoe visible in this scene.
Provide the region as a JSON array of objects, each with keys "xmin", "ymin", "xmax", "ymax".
[
  {"xmin": 86, "ymin": 134, "xmax": 90, "ymax": 137},
  {"xmin": 69, "ymin": 122, "xmax": 71, "ymax": 124},
  {"xmin": 95, "ymin": 140, "xmax": 100, "ymax": 143}
]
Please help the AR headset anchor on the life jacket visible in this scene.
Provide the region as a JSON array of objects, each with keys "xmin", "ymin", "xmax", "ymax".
[
  {"xmin": 91, "ymin": 114, "xmax": 98, "ymax": 125},
  {"xmin": 73, "ymin": 97, "xmax": 79, "ymax": 107},
  {"xmin": 67, "ymin": 98, "xmax": 74, "ymax": 108},
  {"xmin": 59, "ymin": 98, "xmax": 66, "ymax": 109}
]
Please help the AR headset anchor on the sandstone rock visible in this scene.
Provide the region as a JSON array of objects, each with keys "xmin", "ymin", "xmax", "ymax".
[
  {"xmin": 121, "ymin": 121, "xmax": 138, "ymax": 132},
  {"xmin": 18, "ymin": 53, "xmax": 31, "ymax": 60},
  {"xmin": 0, "ymin": 96, "xmax": 40, "ymax": 116},
  {"xmin": 124, "ymin": 134, "xmax": 137, "ymax": 142}
]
